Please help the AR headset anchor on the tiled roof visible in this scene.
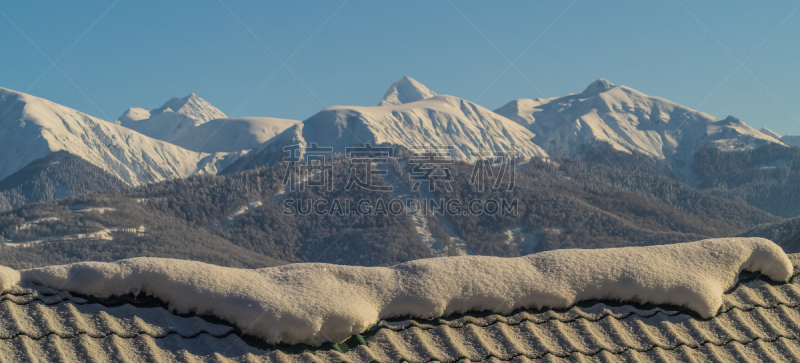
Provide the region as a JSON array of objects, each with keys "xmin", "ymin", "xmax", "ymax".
[{"xmin": 2, "ymin": 263, "xmax": 800, "ymax": 362}]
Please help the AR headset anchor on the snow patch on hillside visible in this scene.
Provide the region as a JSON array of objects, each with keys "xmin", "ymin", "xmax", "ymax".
[
  {"xmin": 4, "ymin": 226, "xmax": 146, "ymax": 247},
  {"xmin": 504, "ymin": 226, "xmax": 541, "ymax": 254},
  {"xmin": 171, "ymin": 117, "xmax": 299, "ymax": 153},
  {"xmin": 14, "ymin": 217, "xmax": 60, "ymax": 231},
  {"xmin": 213, "ymin": 201, "xmax": 263, "ymax": 230},
  {"xmin": 2, "ymin": 238, "xmax": 790, "ymax": 346},
  {"xmin": 69, "ymin": 205, "xmax": 116, "ymax": 214}
]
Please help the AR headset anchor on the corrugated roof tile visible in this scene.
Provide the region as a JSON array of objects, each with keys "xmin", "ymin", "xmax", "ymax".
[{"xmin": 3, "ymin": 267, "xmax": 800, "ymax": 362}]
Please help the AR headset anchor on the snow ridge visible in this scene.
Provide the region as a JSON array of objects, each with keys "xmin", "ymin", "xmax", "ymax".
[
  {"xmin": 495, "ymin": 79, "xmax": 785, "ymax": 180},
  {"xmin": 5, "ymin": 237, "xmax": 791, "ymax": 346},
  {"xmin": 760, "ymin": 127, "xmax": 782, "ymax": 140},
  {"xmin": 298, "ymin": 94, "xmax": 547, "ymax": 161},
  {"xmin": 118, "ymin": 95, "xmax": 298, "ymax": 153}
]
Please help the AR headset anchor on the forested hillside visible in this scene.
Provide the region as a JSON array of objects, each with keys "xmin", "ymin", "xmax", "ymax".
[
  {"xmin": 693, "ymin": 144, "xmax": 800, "ymax": 218},
  {"xmin": 739, "ymin": 216, "xmax": 800, "ymax": 253},
  {"xmin": 1, "ymin": 149, "xmax": 781, "ymax": 269},
  {"xmin": 551, "ymin": 147, "xmax": 780, "ymax": 229},
  {"xmin": 0, "ymin": 195, "xmax": 285, "ymax": 269},
  {"xmin": 0, "ymin": 152, "xmax": 128, "ymax": 212}
]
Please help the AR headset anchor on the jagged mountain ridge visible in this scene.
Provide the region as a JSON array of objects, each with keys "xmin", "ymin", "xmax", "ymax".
[
  {"xmin": 119, "ymin": 93, "xmax": 227, "ymax": 126},
  {"xmin": 494, "ymin": 79, "xmax": 783, "ymax": 180},
  {"xmin": 118, "ymin": 94, "xmax": 299, "ymax": 153},
  {"xmin": 225, "ymin": 88, "xmax": 548, "ymax": 173},
  {"xmin": 1, "ymin": 77, "xmax": 792, "ymax": 199},
  {"xmin": 0, "ymin": 87, "xmax": 238, "ymax": 186}
]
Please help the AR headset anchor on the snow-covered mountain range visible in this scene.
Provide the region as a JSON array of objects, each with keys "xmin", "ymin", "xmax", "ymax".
[
  {"xmin": 494, "ymin": 79, "xmax": 783, "ymax": 178},
  {"xmin": 225, "ymin": 77, "xmax": 547, "ymax": 172},
  {"xmin": 0, "ymin": 87, "xmax": 238, "ymax": 185},
  {"xmin": 0, "ymin": 76, "xmax": 793, "ymax": 188},
  {"xmin": 118, "ymin": 94, "xmax": 299, "ymax": 153}
]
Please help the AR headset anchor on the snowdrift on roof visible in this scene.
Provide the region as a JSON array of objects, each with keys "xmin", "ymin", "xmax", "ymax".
[
  {"xmin": 0, "ymin": 266, "xmax": 20, "ymax": 293},
  {"xmin": 1, "ymin": 237, "xmax": 792, "ymax": 346}
]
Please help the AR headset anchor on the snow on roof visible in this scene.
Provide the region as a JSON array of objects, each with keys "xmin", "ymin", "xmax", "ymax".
[
  {"xmin": 2, "ymin": 260, "xmax": 800, "ymax": 362},
  {"xmin": 0, "ymin": 265, "xmax": 20, "ymax": 293},
  {"xmin": 0, "ymin": 237, "xmax": 791, "ymax": 346}
]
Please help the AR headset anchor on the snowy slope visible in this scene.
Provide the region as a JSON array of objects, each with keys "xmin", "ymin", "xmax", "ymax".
[
  {"xmin": 379, "ymin": 75, "xmax": 437, "ymax": 106},
  {"xmin": 2, "ymin": 237, "xmax": 791, "ymax": 345},
  {"xmin": 303, "ymin": 95, "xmax": 547, "ymax": 160},
  {"xmin": 760, "ymin": 127, "xmax": 783, "ymax": 140},
  {"xmin": 118, "ymin": 95, "xmax": 298, "ymax": 153},
  {"xmin": 118, "ymin": 93, "xmax": 227, "ymax": 145},
  {"xmin": 227, "ymin": 78, "xmax": 547, "ymax": 172},
  {"xmin": 165, "ymin": 117, "xmax": 299, "ymax": 153},
  {"xmin": 760, "ymin": 127, "xmax": 800, "ymax": 147},
  {"xmin": 222, "ymin": 122, "xmax": 306, "ymax": 172},
  {"xmin": 495, "ymin": 79, "xmax": 784, "ymax": 177},
  {"xmin": 0, "ymin": 87, "xmax": 238, "ymax": 185}
]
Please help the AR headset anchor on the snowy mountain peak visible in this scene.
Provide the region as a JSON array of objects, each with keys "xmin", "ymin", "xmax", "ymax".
[
  {"xmin": 379, "ymin": 76, "xmax": 437, "ymax": 106},
  {"xmin": 0, "ymin": 86, "xmax": 237, "ymax": 185},
  {"xmin": 495, "ymin": 81, "xmax": 785, "ymax": 181},
  {"xmin": 151, "ymin": 93, "xmax": 226, "ymax": 124},
  {"xmin": 116, "ymin": 93, "xmax": 298, "ymax": 153},
  {"xmin": 760, "ymin": 127, "xmax": 782, "ymax": 139},
  {"xmin": 583, "ymin": 78, "xmax": 615, "ymax": 94}
]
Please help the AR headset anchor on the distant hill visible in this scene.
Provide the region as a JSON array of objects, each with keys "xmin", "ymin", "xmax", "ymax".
[
  {"xmin": 0, "ymin": 151, "xmax": 128, "ymax": 212},
  {"xmin": 693, "ymin": 144, "xmax": 800, "ymax": 218},
  {"xmin": 0, "ymin": 195, "xmax": 285, "ymax": 269},
  {"xmin": 549, "ymin": 147, "xmax": 780, "ymax": 229},
  {"xmin": 739, "ymin": 216, "xmax": 800, "ymax": 253}
]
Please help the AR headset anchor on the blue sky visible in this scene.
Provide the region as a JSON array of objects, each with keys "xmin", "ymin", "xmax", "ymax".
[{"xmin": 1, "ymin": 1, "xmax": 800, "ymax": 134}]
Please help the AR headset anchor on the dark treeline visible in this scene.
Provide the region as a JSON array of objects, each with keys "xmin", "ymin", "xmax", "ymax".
[{"xmin": 0, "ymin": 151, "xmax": 127, "ymax": 212}]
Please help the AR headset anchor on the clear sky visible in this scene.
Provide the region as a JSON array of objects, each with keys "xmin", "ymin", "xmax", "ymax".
[{"xmin": 2, "ymin": 1, "xmax": 799, "ymax": 134}]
